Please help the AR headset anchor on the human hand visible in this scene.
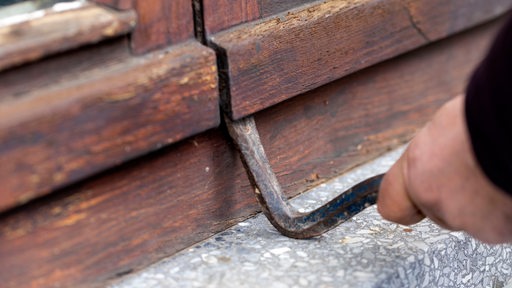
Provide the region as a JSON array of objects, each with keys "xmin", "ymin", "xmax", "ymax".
[{"xmin": 377, "ymin": 96, "xmax": 512, "ymax": 244}]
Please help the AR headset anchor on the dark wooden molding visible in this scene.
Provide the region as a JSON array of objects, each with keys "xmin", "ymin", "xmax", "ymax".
[
  {"xmin": 0, "ymin": 40, "xmax": 219, "ymax": 213},
  {"xmin": 131, "ymin": 0, "xmax": 195, "ymax": 54},
  {"xmin": 0, "ymin": 2, "xmax": 136, "ymax": 71},
  {"xmin": 0, "ymin": 20, "xmax": 499, "ymax": 288},
  {"xmin": 209, "ymin": 0, "xmax": 511, "ymax": 119}
]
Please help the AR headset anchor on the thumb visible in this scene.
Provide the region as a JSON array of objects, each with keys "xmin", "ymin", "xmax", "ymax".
[{"xmin": 377, "ymin": 152, "xmax": 425, "ymax": 225}]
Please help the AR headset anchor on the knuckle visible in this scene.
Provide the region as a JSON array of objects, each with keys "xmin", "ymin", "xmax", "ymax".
[{"xmin": 403, "ymin": 144, "xmax": 441, "ymax": 211}]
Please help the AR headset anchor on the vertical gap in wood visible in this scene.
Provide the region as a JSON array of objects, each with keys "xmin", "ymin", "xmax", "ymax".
[
  {"xmin": 192, "ymin": 0, "xmax": 207, "ymax": 44},
  {"xmin": 208, "ymin": 41, "xmax": 233, "ymax": 119},
  {"xmin": 192, "ymin": 0, "xmax": 233, "ymax": 118}
]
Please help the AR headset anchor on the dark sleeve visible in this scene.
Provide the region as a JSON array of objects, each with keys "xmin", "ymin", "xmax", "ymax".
[{"xmin": 465, "ymin": 15, "xmax": 512, "ymax": 196}]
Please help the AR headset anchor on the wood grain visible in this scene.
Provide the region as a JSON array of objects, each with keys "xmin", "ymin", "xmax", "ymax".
[
  {"xmin": 0, "ymin": 37, "xmax": 132, "ymax": 102},
  {"xmin": 202, "ymin": 0, "xmax": 319, "ymax": 34},
  {"xmin": 131, "ymin": 0, "xmax": 194, "ymax": 54},
  {"xmin": 0, "ymin": 2, "xmax": 136, "ymax": 71},
  {"xmin": 405, "ymin": 0, "xmax": 511, "ymax": 40},
  {"xmin": 202, "ymin": 0, "xmax": 260, "ymax": 35},
  {"xmin": 210, "ymin": 0, "xmax": 511, "ymax": 119},
  {"xmin": 0, "ymin": 20, "xmax": 499, "ymax": 288},
  {"xmin": 0, "ymin": 40, "xmax": 219, "ymax": 213},
  {"xmin": 258, "ymin": 0, "xmax": 316, "ymax": 18}
]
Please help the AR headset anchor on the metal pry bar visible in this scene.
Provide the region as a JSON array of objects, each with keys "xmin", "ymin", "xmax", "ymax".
[{"xmin": 225, "ymin": 115, "xmax": 384, "ymax": 239}]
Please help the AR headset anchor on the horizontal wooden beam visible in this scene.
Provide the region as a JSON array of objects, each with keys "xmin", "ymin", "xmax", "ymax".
[
  {"xmin": 0, "ymin": 40, "xmax": 219, "ymax": 213},
  {"xmin": 0, "ymin": 2, "xmax": 136, "ymax": 71},
  {"xmin": 0, "ymin": 20, "xmax": 499, "ymax": 288},
  {"xmin": 210, "ymin": 0, "xmax": 510, "ymax": 119}
]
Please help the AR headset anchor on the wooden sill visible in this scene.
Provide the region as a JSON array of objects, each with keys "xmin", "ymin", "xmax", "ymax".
[
  {"xmin": 210, "ymin": 0, "xmax": 511, "ymax": 119},
  {"xmin": 0, "ymin": 1, "xmax": 136, "ymax": 71},
  {"xmin": 0, "ymin": 39, "xmax": 219, "ymax": 213}
]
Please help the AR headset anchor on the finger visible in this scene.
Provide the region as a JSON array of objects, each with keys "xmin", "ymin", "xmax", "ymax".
[
  {"xmin": 422, "ymin": 211, "xmax": 455, "ymax": 231},
  {"xmin": 377, "ymin": 152, "xmax": 425, "ymax": 225}
]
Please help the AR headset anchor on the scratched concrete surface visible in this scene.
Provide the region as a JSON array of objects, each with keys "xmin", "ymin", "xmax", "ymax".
[{"xmin": 111, "ymin": 147, "xmax": 512, "ymax": 288}]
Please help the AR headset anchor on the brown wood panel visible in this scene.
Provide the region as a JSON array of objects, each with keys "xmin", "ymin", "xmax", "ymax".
[
  {"xmin": 92, "ymin": 0, "xmax": 133, "ymax": 10},
  {"xmin": 0, "ymin": 38, "xmax": 132, "ymax": 102},
  {"xmin": 202, "ymin": 0, "xmax": 260, "ymax": 35},
  {"xmin": 210, "ymin": 0, "xmax": 511, "ymax": 119},
  {"xmin": 202, "ymin": 0, "xmax": 318, "ymax": 35},
  {"xmin": 0, "ymin": 20, "xmax": 499, "ymax": 288},
  {"xmin": 405, "ymin": 0, "xmax": 511, "ymax": 40},
  {"xmin": 0, "ymin": 2, "xmax": 136, "ymax": 72},
  {"xmin": 258, "ymin": 0, "xmax": 316, "ymax": 18},
  {"xmin": 0, "ymin": 40, "xmax": 219, "ymax": 213},
  {"xmin": 131, "ymin": 0, "xmax": 194, "ymax": 54}
]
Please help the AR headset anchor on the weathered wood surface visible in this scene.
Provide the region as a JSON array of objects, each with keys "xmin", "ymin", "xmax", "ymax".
[
  {"xmin": 0, "ymin": 40, "xmax": 219, "ymax": 213},
  {"xmin": 202, "ymin": 0, "xmax": 320, "ymax": 34},
  {"xmin": 0, "ymin": 20, "xmax": 499, "ymax": 288},
  {"xmin": 210, "ymin": 0, "xmax": 511, "ymax": 119},
  {"xmin": 405, "ymin": 0, "xmax": 511, "ymax": 40},
  {"xmin": 203, "ymin": 0, "xmax": 511, "ymax": 38},
  {"xmin": 0, "ymin": 37, "xmax": 131, "ymax": 101},
  {"xmin": 202, "ymin": 0, "xmax": 261, "ymax": 35},
  {"xmin": 257, "ymin": 0, "xmax": 316, "ymax": 18},
  {"xmin": 131, "ymin": 0, "xmax": 194, "ymax": 54},
  {"xmin": 0, "ymin": 2, "xmax": 136, "ymax": 71}
]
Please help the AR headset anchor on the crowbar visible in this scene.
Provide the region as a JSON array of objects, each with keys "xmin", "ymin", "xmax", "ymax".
[{"xmin": 225, "ymin": 115, "xmax": 384, "ymax": 239}]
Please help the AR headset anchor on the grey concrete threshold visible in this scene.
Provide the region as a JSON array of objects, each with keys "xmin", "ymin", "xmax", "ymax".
[{"xmin": 111, "ymin": 147, "xmax": 512, "ymax": 288}]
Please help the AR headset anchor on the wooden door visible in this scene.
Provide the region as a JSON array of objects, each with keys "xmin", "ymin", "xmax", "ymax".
[{"xmin": 0, "ymin": 0, "xmax": 509, "ymax": 287}]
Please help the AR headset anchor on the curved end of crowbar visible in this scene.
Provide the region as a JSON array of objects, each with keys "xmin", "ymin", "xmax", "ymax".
[{"xmin": 225, "ymin": 114, "xmax": 384, "ymax": 239}]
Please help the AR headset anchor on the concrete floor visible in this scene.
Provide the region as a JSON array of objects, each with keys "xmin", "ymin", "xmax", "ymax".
[{"xmin": 111, "ymin": 147, "xmax": 512, "ymax": 288}]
